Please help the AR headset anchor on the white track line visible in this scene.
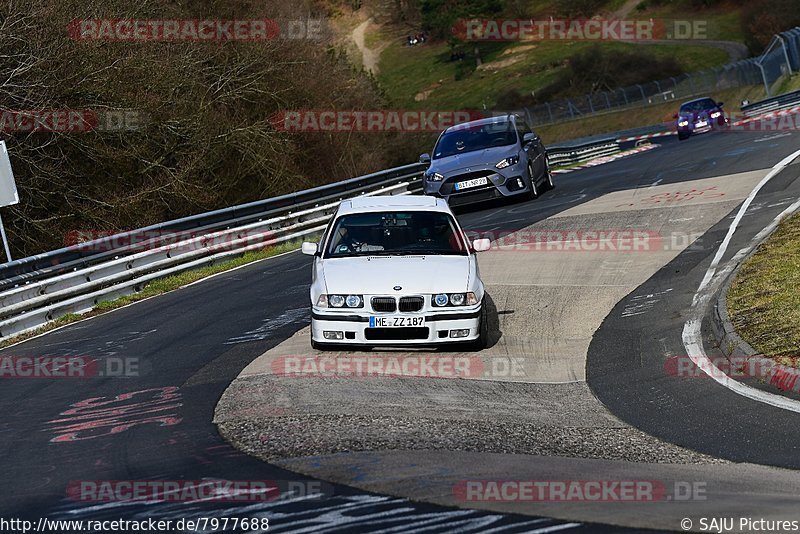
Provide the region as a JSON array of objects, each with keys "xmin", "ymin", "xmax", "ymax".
[{"xmin": 682, "ymin": 147, "xmax": 800, "ymax": 413}]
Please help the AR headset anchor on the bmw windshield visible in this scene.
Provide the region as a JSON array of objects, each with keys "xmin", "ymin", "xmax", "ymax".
[
  {"xmin": 324, "ymin": 211, "xmax": 468, "ymax": 258},
  {"xmin": 432, "ymin": 120, "xmax": 518, "ymax": 159},
  {"xmin": 680, "ymin": 99, "xmax": 717, "ymax": 113}
]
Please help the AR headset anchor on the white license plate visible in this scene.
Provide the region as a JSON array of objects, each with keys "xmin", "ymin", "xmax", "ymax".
[
  {"xmin": 696, "ymin": 120, "xmax": 708, "ymax": 127},
  {"xmin": 369, "ymin": 316, "xmax": 425, "ymax": 328},
  {"xmin": 454, "ymin": 177, "xmax": 488, "ymax": 191}
]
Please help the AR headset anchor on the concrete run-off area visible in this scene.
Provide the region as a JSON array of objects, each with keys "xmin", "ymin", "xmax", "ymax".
[{"xmin": 215, "ymin": 167, "xmax": 800, "ymax": 531}]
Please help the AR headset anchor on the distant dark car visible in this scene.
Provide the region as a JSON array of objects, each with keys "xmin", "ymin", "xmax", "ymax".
[
  {"xmin": 675, "ymin": 97, "xmax": 728, "ymax": 140},
  {"xmin": 419, "ymin": 114, "xmax": 553, "ymax": 207}
]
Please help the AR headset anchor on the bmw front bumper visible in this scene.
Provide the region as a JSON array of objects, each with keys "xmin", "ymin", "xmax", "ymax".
[{"xmin": 310, "ymin": 304, "xmax": 482, "ymax": 346}]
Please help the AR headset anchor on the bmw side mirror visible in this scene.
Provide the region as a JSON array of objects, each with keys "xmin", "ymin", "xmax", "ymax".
[
  {"xmin": 523, "ymin": 132, "xmax": 536, "ymax": 145},
  {"xmin": 419, "ymin": 153, "xmax": 431, "ymax": 164},
  {"xmin": 673, "ymin": 113, "xmax": 678, "ymax": 119},
  {"xmin": 301, "ymin": 242, "xmax": 318, "ymax": 256},
  {"xmin": 472, "ymin": 238, "xmax": 491, "ymax": 252},
  {"xmin": 717, "ymin": 101, "xmax": 724, "ymax": 107}
]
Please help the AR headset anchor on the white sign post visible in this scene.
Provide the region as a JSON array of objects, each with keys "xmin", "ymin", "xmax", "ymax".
[{"xmin": 0, "ymin": 141, "xmax": 19, "ymax": 262}]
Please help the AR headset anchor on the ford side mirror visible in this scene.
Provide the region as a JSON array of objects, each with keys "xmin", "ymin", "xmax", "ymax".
[
  {"xmin": 472, "ymin": 238, "xmax": 491, "ymax": 252},
  {"xmin": 419, "ymin": 153, "xmax": 431, "ymax": 164},
  {"xmin": 301, "ymin": 242, "xmax": 318, "ymax": 256}
]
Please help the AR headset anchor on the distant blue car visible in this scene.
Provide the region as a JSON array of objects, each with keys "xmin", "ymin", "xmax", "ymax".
[{"xmin": 675, "ymin": 97, "xmax": 728, "ymax": 140}]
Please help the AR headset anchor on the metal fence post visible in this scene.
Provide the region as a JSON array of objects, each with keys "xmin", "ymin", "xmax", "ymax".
[
  {"xmin": 757, "ymin": 61, "xmax": 770, "ymax": 97},
  {"xmin": 778, "ymin": 34, "xmax": 794, "ymax": 74}
]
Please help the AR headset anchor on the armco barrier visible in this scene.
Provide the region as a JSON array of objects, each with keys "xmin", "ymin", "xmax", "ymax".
[
  {"xmin": 0, "ymin": 163, "xmax": 428, "ymax": 288},
  {"xmin": 0, "ymin": 140, "xmax": 627, "ymax": 340},
  {"xmin": 742, "ymin": 89, "xmax": 800, "ymax": 117},
  {"xmin": 546, "ymin": 138, "xmax": 621, "ymax": 167}
]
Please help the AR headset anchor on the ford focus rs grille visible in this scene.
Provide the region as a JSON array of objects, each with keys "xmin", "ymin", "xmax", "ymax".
[
  {"xmin": 399, "ymin": 296, "xmax": 424, "ymax": 312},
  {"xmin": 371, "ymin": 297, "xmax": 396, "ymax": 312},
  {"xmin": 446, "ymin": 170, "xmax": 495, "ymax": 183}
]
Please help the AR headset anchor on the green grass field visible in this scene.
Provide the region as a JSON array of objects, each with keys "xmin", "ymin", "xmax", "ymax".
[
  {"xmin": 375, "ymin": 33, "xmax": 730, "ymax": 110},
  {"xmin": 727, "ymin": 213, "xmax": 800, "ymax": 365}
]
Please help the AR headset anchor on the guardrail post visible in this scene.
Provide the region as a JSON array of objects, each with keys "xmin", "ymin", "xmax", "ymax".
[{"xmin": 778, "ymin": 35, "xmax": 794, "ymax": 74}]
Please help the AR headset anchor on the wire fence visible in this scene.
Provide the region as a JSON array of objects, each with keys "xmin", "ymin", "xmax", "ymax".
[{"xmin": 523, "ymin": 27, "xmax": 800, "ymax": 127}]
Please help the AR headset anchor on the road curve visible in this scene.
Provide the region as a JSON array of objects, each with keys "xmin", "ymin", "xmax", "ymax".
[
  {"xmin": 3, "ymin": 129, "xmax": 800, "ymax": 532},
  {"xmin": 216, "ymin": 130, "xmax": 800, "ymax": 531}
]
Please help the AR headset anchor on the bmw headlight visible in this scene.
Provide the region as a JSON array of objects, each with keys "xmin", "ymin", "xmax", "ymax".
[
  {"xmin": 345, "ymin": 295, "xmax": 363, "ymax": 308},
  {"xmin": 320, "ymin": 294, "xmax": 363, "ymax": 308},
  {"xmin": 425, "ymin": 171, "xmax": 444, "ymax": 181},
  {"xmin": 678, "ymin": 120, "xmax": 689, "ymax": 127},
  {"xmin": 432, "ymin": 292, "xmax": 478, "ymax": 307},
  {"xmin": 495, "ymin": 156, "xmax": 520, "ymax": 169},
  {"xmin": 710, "ymin": 111, "xmax": 721, "ymax": 118}
]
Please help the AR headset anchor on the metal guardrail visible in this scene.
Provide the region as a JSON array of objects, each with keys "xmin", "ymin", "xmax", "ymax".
[
  {"xmin": 0, "ymin": 163, "xmax": 428, "ymax": 286},
  {"xmin": 0, "ymin": 141, "xmax": 621, "ymax": 340},
  {"xmin": 0, "ymin": 165, "xmax": 425, "ymax": 340},
  {"xmin": 741, "ymin": 89, "xmax": 800, "ymax": 117},
  {"xmin": 547, "ymin": 141, "xmax": 621, "ymax": 168}
]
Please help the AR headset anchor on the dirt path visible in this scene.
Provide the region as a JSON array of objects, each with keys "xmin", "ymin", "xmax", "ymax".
[
  {"xmin": 611, "ymin": 0, "xmax": 641, "ymax": 19},
  {"xmin": 352, "ymin": 18, "xmax": 380, "ymax": 74}
]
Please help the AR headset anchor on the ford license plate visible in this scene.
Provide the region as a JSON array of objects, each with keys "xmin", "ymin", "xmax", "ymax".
[{"xmin": 454, "ymin": 177, "xmax": 488, "ymax": 191}]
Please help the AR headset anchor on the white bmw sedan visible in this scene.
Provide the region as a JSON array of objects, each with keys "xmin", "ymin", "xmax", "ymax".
[{"xmin": 301, "ymin": 195, "xmax": 491, "ymax": 350}]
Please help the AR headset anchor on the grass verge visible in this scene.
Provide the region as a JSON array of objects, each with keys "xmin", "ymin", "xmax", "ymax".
[
  {"xmin": 376, "ymin": 34, "xmax": 729, "ymax": 110},
  {"xmin": 727, "ymin": 213, "xmax": 800, "ymax": 365},
  {"xmin": 0, "ymin": 238, "xmax": 311, "ymax": 349}
]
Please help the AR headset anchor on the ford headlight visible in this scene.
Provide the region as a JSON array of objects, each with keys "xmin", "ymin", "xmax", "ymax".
[
  {"xmin": 425, "ymin": 171, "xmax": 444, "ymax": 181},
  {"xmin": 495, "ymin": 156, "xmax": 519, "ymax": 169}
]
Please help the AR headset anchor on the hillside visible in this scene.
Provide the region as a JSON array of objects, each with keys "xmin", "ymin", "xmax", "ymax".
[{"xmin": 0, "ymin": 0, "xmax": 409, "ymax": 257}]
